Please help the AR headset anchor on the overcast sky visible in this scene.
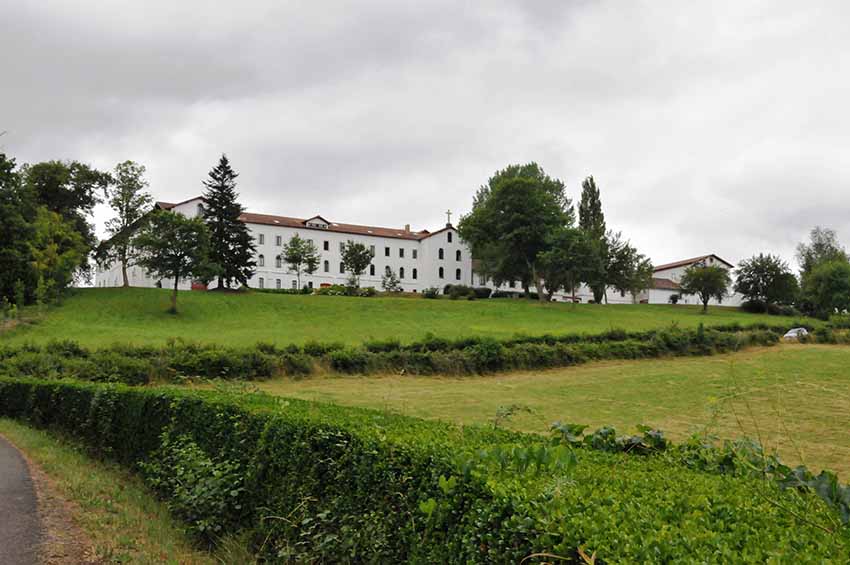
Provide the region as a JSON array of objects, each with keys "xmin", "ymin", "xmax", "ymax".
[{"xmin": 3, "ymin": 1, "xmax": 849, "ymax": 267}]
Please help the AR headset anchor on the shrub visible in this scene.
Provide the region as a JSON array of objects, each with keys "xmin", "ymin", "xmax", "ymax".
[
  {"xmin": 422, "ymin": 287, "xmax": 440, "ymax": 299},
  {"xmin": 329, "ymin": 348, "xmax": 370, "ymax": 373},
  {"xmin": 473, "ymin": 287, "xmax": 492, "ymax": 299},
  {"xmin": 0, "ymin": 379, "xmax": 845, "ymax": 562}
]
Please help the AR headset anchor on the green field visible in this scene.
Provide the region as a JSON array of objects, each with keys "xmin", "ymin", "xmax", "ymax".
[
  {"xmin": 1, "ymin": 287, "xmax": 810, "ymax": 347},
  {"xmin": 254, "ymin": 344, "xmax": 850, "ymax": 478}
]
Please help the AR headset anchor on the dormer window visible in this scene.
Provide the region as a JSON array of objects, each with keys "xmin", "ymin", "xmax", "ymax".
[{"xmin": 305, "ymin": 215, "xmax": 330, "ymax": 229}]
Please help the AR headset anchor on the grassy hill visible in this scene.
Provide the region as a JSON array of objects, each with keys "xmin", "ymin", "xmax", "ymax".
[{"xmin": 2, "ymin": 287, "xmax": 810, "ymax": 347}]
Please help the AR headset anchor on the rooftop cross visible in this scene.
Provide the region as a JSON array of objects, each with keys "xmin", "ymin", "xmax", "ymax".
[{"xmin": 446, "ymin": 209, "xmax": 452, "ymax": 225}]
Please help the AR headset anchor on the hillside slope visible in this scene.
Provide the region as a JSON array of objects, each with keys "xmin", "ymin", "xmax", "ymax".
[{"xmin": 1, "ymin": 287, "xmax": 810, "ymax": 347}]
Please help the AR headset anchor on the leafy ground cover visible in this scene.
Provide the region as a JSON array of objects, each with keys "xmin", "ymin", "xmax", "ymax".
[
  {"xmin": 1, "ymin": 287, "xmax": 812, "ymax": 347},
  {"xmin": 0, "ymin": 377, "xmax": 846, "ymax": 563},
  {"xmin": 255, "ymin": 344, "xmax": 850, "ymax": 478}
]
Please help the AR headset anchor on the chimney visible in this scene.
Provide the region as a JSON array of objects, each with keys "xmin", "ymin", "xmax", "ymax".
[{"xmin": 404, "ymin": 224, "xmax": 410, "ymax": 232}]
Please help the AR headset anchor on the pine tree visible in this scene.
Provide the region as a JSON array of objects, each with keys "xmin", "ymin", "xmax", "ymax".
[{"xmin": 201, "ymin": 155, "xmax": 256, "ymax": 289}]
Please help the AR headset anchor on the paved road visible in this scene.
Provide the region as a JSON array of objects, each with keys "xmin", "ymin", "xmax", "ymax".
[{"xmin": 0, "ymin": 436, "xmax": 41, "ymax": 565}]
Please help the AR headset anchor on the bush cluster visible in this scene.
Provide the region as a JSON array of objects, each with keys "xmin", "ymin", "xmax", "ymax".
[
  {"xmin": 0, "ymin": 378, "xmax": 844, "ymax": 562},
  {"xmin": 315, "ymin": 284, "xmax": 376, "ymax": 297},
  {"xmin": 442, "ymin": 285, "xmax": 493, "ymax": 300},
  {"xmin": 0, "ymin": 323, "xmax": 808, "ymax": 383},
  {"xmin": 252, "ymin": 287, "xmax": 313, "ymax": 295},
  {"xmin": 741, "ymin": 299, "xmax": 801, "ymax": 317}
]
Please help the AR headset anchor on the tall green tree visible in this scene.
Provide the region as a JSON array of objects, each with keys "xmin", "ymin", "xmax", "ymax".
[
  {"xmin": 796, "ymin": 227, "xmax": 847, "ymax": 278},
  {"xmin": 679, "ymin": 264, "xmax": 731, "ymax": 313},
  {"xmin": 578, "ymin": 176, "xmax": 609, "ymax": 303},
  {"xmin": 29, "ymin": 207, "xmax": 88, "ymax": 302},
  {"xmin": 282, "ymin": 234, "xmax": 320, "ymax": 289},
  {"xmin": 802, "ymin": 259, "xmax": 850, "ymax": 317},
  {"xmin": 0, "ymin": 153, "xmax": 37, "ymax": 304},
  {"xmin": 459, "ymin": 163, "xmax": 572, "ymax": 301},
  {"xmin": 133, "ymin": 211, "xmax": 214, "ymax": 314},
  {"xmin": 538, "ymin": 228, "xmax": 593, "ymax": 301},
  {"xmin": 97, "ymin": 161, "xmax": 153, "ymax": 287},
  {"xmin": 21, "ymin": 160, "xmax": 110, "ymax": 278},
  {"xmin": 734, "ymin": 253, "xmax": 799, "ymax": 307},
  {"xmin": 607, "ymin": 238, "xmax": 653, "ymax": 302},
  {"xmin": 201, "ymin": 155, "xmax": 255, "ymax": 289},
  {"xmin": 341, "ymin": 241, "xmax": 372, "ymax": 287}
]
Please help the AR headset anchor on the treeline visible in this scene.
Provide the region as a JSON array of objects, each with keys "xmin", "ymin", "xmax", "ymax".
[
  {"xmin": 0, "ymin": 153, "xmax": 112, "ymax": 311},
  {"xmin": 459, "ymin": 165, "xmax": 652, "ymax": 302},
  {"xmin": 733, "ymin": 226, "xmax": 850, "ymax": 319}
]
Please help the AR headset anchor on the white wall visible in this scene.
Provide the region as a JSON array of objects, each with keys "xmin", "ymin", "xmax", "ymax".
[{"xmin": 95, "ymin": 199, "xmax": 473, "ymax": 293}]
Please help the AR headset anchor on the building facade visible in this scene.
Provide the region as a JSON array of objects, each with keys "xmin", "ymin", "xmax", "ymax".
[
  {"xmin": 95, "ymin": 197, "xmax": 474, "ymax": 293},
  {"xmin": 642, "ymin": 254, "xmax": 743, "ymax": 306}
]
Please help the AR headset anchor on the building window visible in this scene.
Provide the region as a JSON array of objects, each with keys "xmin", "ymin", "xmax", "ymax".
[
  {"xmin": 258, "ymin": 254, "xmax": 265, "ymax": 267},
  {"xmin": 259, "ymin": 277, "xmax": 265, "ymax": 289},
  {"xmin": 292, "ymin": 280, "xmax": 298, "ymax": 289},
  {"xmin": 438, "ymin": 248, "xmax": 444, "ymax": 260},
  {"xmin": 412, "ymin": 249, "xmax": 418, "ymax": 259},
  {"xmin": 400, "ymin": 267, "xmax": 405, "ymax": 279},
  {"xmin": 308, "ymin": 281, "xmax": 314, "ymax": 289},
  {"xmin": 438, "ymin": 267, "xmax": 444, "ymax": 279},
  {"xmin": 258, "ymin": 234, "xmax": 265, "ymax": 245},
  {"xmin": 412, "ymin": 268, "xmax": 418, "ymax": 280},
  {"xmin": 370, "ymin": 245, "xmax": 375, "ymax": 256},
  {"xmin": 323, "ymin": 260, "xmax": 329, "ymax": 273},
  {"xmin": 456, "ymin": 250, "xmax": 461, "ymax": 261},
  {"xmin": 448, "ymin": 232, "xmax": 453, "ymax": 243},
  {"xmin": 339, "ymin": 262, "xmax": 345, "ymax": 273},
  {"xmin": 276, "ymin": 235, "xmax": 282, "ymax": 246},
  {"xmin": 370, "ymin": 264, "xmax": 375, "ymax": 276},
  {"xmin": 455, "ymin": 268, "xmax": 461, "ymax": 281},
  {"xmin": 479, "ymin": 275, "xmax": 487, "ymax": 285},
  {"xmin": 276, "ymin": 279, "xmax": 281, "ymax": 289},
  {"xmin": 324, "ymin": 241, "xmax": 329, "ymax": 251},
  {"xmin": 340, "ymin": 242, "xmax": 345, "ymax": 252},
  {"xmin": 385, "ymin": 266, "xmax": 392, "ymax": 275},
  {"xmin": 275, "ymin": 255, "xmax": 282, "ymax": 268},
  {"xmin": 509, "ymin": 280, "xmax": 516, "ymax": 288},
  {"xmin": 399, "ymin": 248, "xmax": 405, "ymax": 258},
  {"xmin": 384, "ymin": 246, "xmax": 390, "ymax": 257},
  {"xmin": 197, "ymin": 203, "xmax": 204, "ymax": 217}
]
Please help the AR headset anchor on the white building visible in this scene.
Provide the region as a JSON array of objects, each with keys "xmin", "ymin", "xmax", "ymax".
[
  {"xmin": 95, "ymin": 197, "xmax": 474, "ymax": 293},
  {"xmin": 643, "ymin": 254, "xmax": 744, "ymax": 306}
]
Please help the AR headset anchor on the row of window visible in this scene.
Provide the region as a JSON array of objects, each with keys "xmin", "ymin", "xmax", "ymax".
[
  {"xmin": 257, "ymin": 279, "xmax": 317, "ymax": 290},
  {"xmin": 256, "ymin": 263, "xmax": 464, "ymax": 281},
  {"xmin": 255, "ymin": 235, "xmax": 461, "ymax": 261}
]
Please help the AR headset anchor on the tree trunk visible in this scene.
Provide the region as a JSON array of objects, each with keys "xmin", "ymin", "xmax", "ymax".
[
  {"xmin": 171, "ymin": 277, "xmax": 179, "ymax": 314},
  {"xmin": 120, "ymin": 248, "xmax": 129, "ymax": 287}
]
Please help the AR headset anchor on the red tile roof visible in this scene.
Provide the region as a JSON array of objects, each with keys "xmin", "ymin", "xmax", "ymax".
[
  {"xmin": 155, "ymin": 196, "xmax": 451, "ymax": 241},
  {"xmin": 653, "ymin": 254, "xmax": 734, "ymax": 272}
]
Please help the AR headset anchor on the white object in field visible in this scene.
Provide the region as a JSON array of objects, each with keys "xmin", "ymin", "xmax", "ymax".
[{"xmin": 783, "ymin": 328, "xmax": 809, "ymax": 339}]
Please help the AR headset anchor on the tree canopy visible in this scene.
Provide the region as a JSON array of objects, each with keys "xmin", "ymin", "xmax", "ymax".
[
  {"xmin": 459, "ymin": 163, "xmax": 572, "ymax": 301},
  {"xmin": 679, "ymin": 265, "xmax": 731, "ymax": 313},
  {"xmin": 134, "ymin": 211, "xmax": 214, "ymax": 313},
  {"xmin": 341, "ymin": 241, "xmax": 373, "ymax": 287},
  {"xmin": 282, "ymin": 234, "xmax": 320, "ymax": 289},
  {"xmin": 734, "ymin": 253, "xmax": 799, "ymax": 307}
]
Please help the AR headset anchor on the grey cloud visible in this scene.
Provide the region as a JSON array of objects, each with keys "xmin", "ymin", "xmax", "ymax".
[{"xmin": 3, "ymin": 0, "xmax": 849, "ymax": 270}]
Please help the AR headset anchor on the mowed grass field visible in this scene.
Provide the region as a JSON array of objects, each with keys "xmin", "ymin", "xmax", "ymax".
[
  {"xmin": 2, "ymin": 287, "xmax": 810, "ymax": 347},
  {"xmin": 255, "ymin": 344, "xmax": 850, "ymax": 477}
]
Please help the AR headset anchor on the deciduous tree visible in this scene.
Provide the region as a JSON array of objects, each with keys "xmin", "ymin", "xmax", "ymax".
[
  {"xmin": 98, "ymin": 160, "xmax": 153, "ymax": 287},
  {"xmin": 679, "ymin": 264, "xmax": 731, "ymax": 313},
  {"xmin": 134, "ymin": 211, "xmax": 214, "ymax": 314},
  {"xmin": 282, "ymin": 234, "xmax": 320, "ymax": 289},
  {"xmin": 802, "ymin": 259, "xmax": 850, "ymax": 317},
  {"xmin": 341, "ymin": 241, "xmax": 372, "ymax": 287},
  {"xmin": 734, "ymin": 253, "xmax": 799, "ymax": 307},
  {"xmin": 459, "ymin": 163, "xmax": 571, "ymax": 302}
]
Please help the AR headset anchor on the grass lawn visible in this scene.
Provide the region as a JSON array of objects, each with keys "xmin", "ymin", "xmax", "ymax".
[
  {"xmin": 253, "ymin": 344, "xmax": 850, "ymax": 478},
  {"xmin": 0, "ymin": 419, "xmax": 227, "ymax": 564},
  {"xmin": 1, "ymin": 287, "xmax": 811, "ymax": 348}
]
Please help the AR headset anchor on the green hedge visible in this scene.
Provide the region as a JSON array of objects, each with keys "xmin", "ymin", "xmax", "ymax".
[
  {"xmin": 0, "ymin": 324, "xmax": 798, "ymax": 383},
  {"xmin": 0, "ymin": 378, "xmax": 846, "ymax": 562}
]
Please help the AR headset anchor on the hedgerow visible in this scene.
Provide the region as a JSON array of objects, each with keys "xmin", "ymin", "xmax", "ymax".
[
  {"xmin": 0, "ymin": 378, "xmax": 846, "ymax": 562},
  {"xmin": 0, "ymin": 323, "xmax": 819, "ymax": 383}
]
